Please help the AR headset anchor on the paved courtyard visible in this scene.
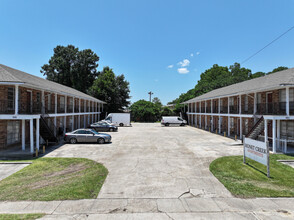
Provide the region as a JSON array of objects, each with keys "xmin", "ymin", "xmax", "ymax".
[{"xmin": 0, "ymin": 123, "xmax": 293, "ymax": 219}]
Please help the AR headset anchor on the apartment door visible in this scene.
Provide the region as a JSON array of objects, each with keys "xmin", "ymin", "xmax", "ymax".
[
  {"xmin": 26, "ymin": 91, "xmax": 32, "ymax": 113},
  {"xmin": 266, "ymin": 93, "xmax": 273, "ymax": 114}
]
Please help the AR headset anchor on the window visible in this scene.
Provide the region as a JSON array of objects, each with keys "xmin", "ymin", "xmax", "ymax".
[
  {"xmin": 245, "ymin": 96, "xmax": 248, "ymax": 111},
  {"xmin": 279, "ymin": 89, "xmax": 286, "ymax": 102},
  {"xmin": 290, "ymin": 89, "xmax": 294, "ymax": 102},
  {"xmin": 281, "ymin": 121, "xmax": 294, "ymax": 139},
  {"xmin": 85, "ymin": 130, "xmax": 94, "ymax": 134},
  {"xmin": 178, "ymin": 118, "xmax": 183, "ymax": 121},
  {"xmin": 75, "ymin": 130, "xmax": 86, "ymax": 134},
  {"xmin": 7, "ymin": 121, "xmax": 20, "ymax": 145},
  {"xmin": 7, "ymin": 87, "xmax": 15, "ymax": 110}
]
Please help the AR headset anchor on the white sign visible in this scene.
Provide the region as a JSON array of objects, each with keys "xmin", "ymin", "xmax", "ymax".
[{"xmin": 244, "ymin": 138, "xmax": 268, "ymax": 166}]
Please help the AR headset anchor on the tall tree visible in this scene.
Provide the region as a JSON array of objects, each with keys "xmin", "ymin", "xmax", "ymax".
[
  {"xmin": 89, "ymin": 67, "xmax": 130, "ymax": 113},
  {"xmin": 41, "ymin": 45, "xmax": 99, "ymax": 93},
  {"xmin": 130, "ymin": 100, "xmax": 161, "ymax": 122},
  {"xmin": 268, "ymin": 66, "xmax": 288, "ymax": 74}
]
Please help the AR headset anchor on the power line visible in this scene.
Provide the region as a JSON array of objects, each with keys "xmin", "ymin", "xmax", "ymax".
[{"xmin": 241, "ymin": 25, "xmax": 294, "ymax": 64}]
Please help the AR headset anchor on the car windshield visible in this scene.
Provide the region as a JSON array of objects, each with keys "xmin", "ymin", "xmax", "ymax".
[{"xmin": 91, "ymin": 129, "xmax": 99, "ymax": 134}]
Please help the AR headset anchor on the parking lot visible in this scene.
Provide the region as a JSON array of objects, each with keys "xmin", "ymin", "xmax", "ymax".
[{"xmin": 46, "ymin": 123, "xmax": 243, "ymax": 199}]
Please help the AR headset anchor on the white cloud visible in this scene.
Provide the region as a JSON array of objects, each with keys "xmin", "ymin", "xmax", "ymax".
[
  {"xmin": 178, "ymin": 59, "xmax": 190, "ymax": 67},
  {"xmin": 154, "ymin": 79, "xmax": 159, "ymax": 82},
  {"xmin": 167, "ymin": 64, "xmax": 174, "ymax": 69},
  {"xmin": 196, "ymin": 52, "xmax": 200, "ymax": 55},
  {"xmin": 177, "ymin": 68, "xmax": 189, "ymax": 74},
  {"xmin": 190, "ymin": 53, "xmax": 194, "ymax": 57}
]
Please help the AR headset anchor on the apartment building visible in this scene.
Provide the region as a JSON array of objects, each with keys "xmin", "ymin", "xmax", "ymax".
[
  {"xmin": 0, "ymin": 64, "xmax": 106, "ymax": 153},
  {"xmin": 184, "ymin": 68, "xmax": 294, "ymax": 153}
]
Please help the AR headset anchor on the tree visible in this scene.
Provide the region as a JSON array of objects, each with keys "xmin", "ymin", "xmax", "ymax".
[
  {"xmin": 251, "ymin": 71, "xmax": 266, "ymax": 79},
  {"xmin": 152, "ymin": 97, "xmax": 162, "ymax": 109},
  {"xmin": 268, "ymin": 66, "xmax": 288, "ymax": 74},
  {"xmin": 41, "ymin": 45, "xmax": 99, "ymax": 93},
  {"xmin": 89, "ymin": 67, "xmax": 130, "ymax": 113},
  {"xmin": 130, "ymin": 100, "xmax": 161, "ymax": 122}
]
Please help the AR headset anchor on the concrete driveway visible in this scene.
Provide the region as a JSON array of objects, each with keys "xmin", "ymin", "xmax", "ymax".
[{"xmin": 46, "ymin": 123, "xmax": 243, "ymax": 199}]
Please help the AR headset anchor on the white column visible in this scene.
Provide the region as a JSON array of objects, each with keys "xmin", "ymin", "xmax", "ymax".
[
  {"xmin": 73, "ymin": 97, "xmax": 75, "ymax": 113},
  {"xmin": 205, "ymin": 101, "xmax": 207, "ymax": 113},
  {"xmin": 55, "ymin": 93, "xmax": 57, "ymax": 113},
  {"xmin": 228, "ymin": 97, "xmax": 230, "ymax": 114},
  {"xmin": 54, "ymin": 117, "xmax": 57, "ymax": 136},
  {"xmin": 228, "ymin": 117, "xmax": 230, "ymax": 136},
  {"xmin": 286, "ymin": 87, "xmax": 290, "ymax": 116},
  {"xmin": 200, "ymin": 102, "xmax": 201, "ymax": 113},
  {"xmin": 239, "ymin": 95, "xmax": 242, "ymax": 114},
  {"xmin": 218, "ymin": 117, "xmax": 221, "ymax": 133},
  {"xmin": 211, "ymin": 116, "xmax": 214, "ymax": 130},
  {"xmin": 272, "ymin": 119, "xmax": 276, "ymax": 153},
  {"xmin": 30, "ymin": 119, "xmax": 34, "ymax": 153},
  {"xmin": 218, "ymin": 98, "xmax": 220, "ymax": 113},
  {"xmin": 72, "ymin": 116, "xmax": 74, "ymax": 131},
  {"xmin": 64, "ymin": 116, "xmax": 67, "ymax": 134},
  {"xmin": 240, "ymin": 117, "xmax": 243, "ymax": 139},
  {"xmin": 15, "ymin": 85, "xmax": 19, "ymax": 115},
  {"xmin": 264, "ymin": 119, "xmax": 268, "ymax": 143},
  {"xmin": 22, "ymin": 119, "xmax": 25, "ymax": 151},
  {"xmin": 36, "ymin": 118, "xmax": 40, "ymax": 150},
  {"xmin": 41, "ymin": 90, "xmax": 45, "ymax": 114},
  {"xmin": 195, "ymin": 102, "xmax": 197, "ymax": 113},
  {"xmin": 64, "ymin": 95, "xmax": 67, "ymax": 113},
  {"xmin": 254, "ymin": 93, "xmax": 257, "ymax": 123}
]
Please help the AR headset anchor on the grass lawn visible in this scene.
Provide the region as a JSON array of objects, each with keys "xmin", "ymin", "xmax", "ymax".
[
  {"xmin": 210, "ymin": 154, "xmax": 294, "ymax": 198},
  {"xmin": 0, "ymin": 158, "xmax": 108, "ymax": 201},
  {"xmin": 0, "ymin": 213, "xmax": 45, "ymax": 220}
]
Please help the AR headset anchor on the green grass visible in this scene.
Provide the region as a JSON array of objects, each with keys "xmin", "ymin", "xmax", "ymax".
[
  {"xmin": 0, "ymin": 213, "xmax": 45, "ymax": 220},
  {"xmin": 0, "ymin": 158, "xmax": 108, "ymax": 201},
  {"xmin": 210, "ymin": 154, "xmax": 294, "ymax": 198}
]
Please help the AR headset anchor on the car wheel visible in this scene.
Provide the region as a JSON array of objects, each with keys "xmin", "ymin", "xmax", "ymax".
[
  {"xmin": 109, "ymin": 128, "xmax": 114, "ymax": 132},
  {"xmin": 119, "ymin": 123, "xmax": 124, "ymax": 127},
  {"xmin": 98, "ymin": 138, "xmax": 105, "ymax": 144},
  {"xmin": 70, "ymin": 138, "xmax": 77, "ymax": 144},
  {"xmin": 165, "ymin": 123, "xmax": 169, "ymax": 126}
]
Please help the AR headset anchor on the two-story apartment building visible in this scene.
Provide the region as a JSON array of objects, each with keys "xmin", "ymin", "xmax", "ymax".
[
  {"xmin": 183, "ymin": 68, "xmax": 294, "ymax": 154},
  {"xmin": 0, "ymin": 64, "xmax": 106, "ymax": 153}
]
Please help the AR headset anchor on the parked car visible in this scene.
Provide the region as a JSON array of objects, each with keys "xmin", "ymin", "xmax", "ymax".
[
  {"xmin": 90, "ymin": 121, "xmax": 118, "ymax": 132},
  {"xmin": 64, "ymin": 129, "xmax": 111, "ymax": 144},
  {"xmin": 161, "ymin": 116, "xmax": 187, "ymax": 126}
]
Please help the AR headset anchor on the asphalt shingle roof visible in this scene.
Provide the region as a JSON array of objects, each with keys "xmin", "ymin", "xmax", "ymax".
[
  {"xmin": 0, "ymin": 64, "xmax": 106, "ymax": 103},
  {"xmin": 184, "ymin": 68, "xmax": 294, "ymax": 103}
]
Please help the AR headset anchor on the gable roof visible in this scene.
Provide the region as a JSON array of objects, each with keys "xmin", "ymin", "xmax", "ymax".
[
  {"xmin": 0, "ymin": 64, "xmax": 106, "ymax": 103},
  {"xmin": 183, "ymin": 68, "xmax": 294, "ymax": 104}
]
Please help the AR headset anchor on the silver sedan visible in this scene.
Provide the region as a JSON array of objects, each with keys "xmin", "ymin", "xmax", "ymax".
[{"xmin": 64, "ymin": 129, "xmax": 111, "ymax": 144}]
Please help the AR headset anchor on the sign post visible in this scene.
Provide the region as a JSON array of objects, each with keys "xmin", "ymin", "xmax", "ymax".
[{"xmin": 243, "ymin": 137, "xmax": 270, "ymax": 178}]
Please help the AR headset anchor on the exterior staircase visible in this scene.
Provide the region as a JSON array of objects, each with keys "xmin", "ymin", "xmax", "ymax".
[
  {"xmin": 246, "ymin": 116, "xmax": 264, "ymax": 140},
  {"xmin": 39, "ymin": 116, "xmax": 58, "ymax": 143}
]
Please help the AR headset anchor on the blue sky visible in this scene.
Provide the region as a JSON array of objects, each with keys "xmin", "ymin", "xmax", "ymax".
[{"xmin": 0, "ymin": 0, "xmax": 294, "ymax": 105}]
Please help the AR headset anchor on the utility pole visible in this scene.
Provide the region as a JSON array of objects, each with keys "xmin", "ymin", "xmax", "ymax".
[{"xmin": 148, "ymin": 91, "xmax": 154, "ymax": 102}]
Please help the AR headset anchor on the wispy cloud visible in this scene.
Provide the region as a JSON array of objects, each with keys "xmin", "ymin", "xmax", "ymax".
[
  {"xmin": 177, "ymin": 68, "xmax": 189, "ymax": 74},
  {"xmin": 178, "ymin": 59, "xmax": 190, "ymax": 67},
  {"xmin": 196, "ymin": 51, "xmax": 200, "ymax": 55},
  {"xmin": 167, "ymin": 64, "xmax": 174, "ymax": 69},
  {"xmin": 190, "ymin": 53, "xmax": 194, "ymax": 57}
]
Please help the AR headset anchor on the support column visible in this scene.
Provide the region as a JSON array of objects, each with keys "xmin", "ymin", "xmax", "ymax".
[
  {"xmin": 264, "ymin": 119, "xmax": 268, "ymax": 143},
  {"xmin": 64, "ymin": 116, "xmax": 67, "ymax": 134},
  {"xmin": 54, "ymin": 117, "xmax": 57, "ymax": 136},
  {"xmin": 239, "ymin": 95, "xmax": 242, "ymax": 114},
  {"xmin": 254, "ymin": 93, "xmax": 257, "ymax": 123},
  {"xmin": 30, "ymin": 119, "xmax": 34, "ymax": 153},
  {"xmin": 218, "ymin": 117, "xmax": 221, "ymax": 133},
  {"xmin": 240, "ymin": 117, "xmax": 243, "ymax": 139},
  {"xmin": 15, "ymin": 85, "xmax": 19, "ymax": 115},
  {"xmin": 22, "ymin": 119, "xmax": 25, "ymax": 151},
  {"xmin": 228, "ymin": 97, "xmax": 230, "ymax": 114},
  {"xmin": 286, "ymin": 87, "xmax": 290, "ymax": 116},
  {"xmin": 36, "ymin": 118, "xmax": 40, "ymax": 150},
  {"xmin": 55, "ymin": 93, "xmax": 57, "ymax": 114},
  {"xmin": 64, "ymin": 95, "xmax": 67, "ymax": 113},
  {"xmin": 228, "ymin": 117, "xmax": 230, "ymax": 136},
  {"xmin": 272, "ymin": 119, "xmax": 276, "ymax": 153}
]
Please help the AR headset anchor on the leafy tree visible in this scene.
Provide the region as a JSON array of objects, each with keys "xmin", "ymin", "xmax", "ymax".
[
  {"xmin": 130, "ymin": 100, "xmax": 161, "ymax": 122},
  {"xmin": 89, "ymin": 67, "xmax": 130, "ymax": 113},
  {"xmin": 152, "ymin": 97, "xmax": 162, "ymax": 109},
  {"xmin": 41, "ymin": 45, "xmax": 99, "ymax": 93},
  {"xmin": 268, "ymin": 66, "xmax": 288, "ymax": 74},
  {"xmin": 251, "ymin": 71, "xmax": 266, "ymax": 79},
  {"xmin": 161, "ymin": 106, "xmax": 176, "ymax": 116}
]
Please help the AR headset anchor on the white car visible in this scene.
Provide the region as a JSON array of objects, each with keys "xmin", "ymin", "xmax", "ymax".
[{"xmin": 161, "ymin": 116, "xmax": 187, "ymax": 126}]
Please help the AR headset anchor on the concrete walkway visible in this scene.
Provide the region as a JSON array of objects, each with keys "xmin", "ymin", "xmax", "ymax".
[
  {"xmin": 0, "ymin": 163, "xmax": 30, "ymax": 181},
  {"xmin": 0, "ymin": 123, "xmax": 293, "ymax": 219}
]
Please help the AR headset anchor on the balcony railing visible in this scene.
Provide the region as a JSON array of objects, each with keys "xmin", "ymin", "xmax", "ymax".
[
  {"xmin": 206, "ymin": 107, "xmax": 211, "ymax": 113},
  {"xmin": 213, "ymin": 107, "xmax": 218, "ymax": 113},
  {"xmin": 67, "ymin": 105, "xmax": 73, "ymax": 112},
  {"xmin": 19, "ymin": 102, "xmax": 42, "ymax": 114},
  {"xmin": 241, "ymin": 104, "xmax": 254, "ymax": 114},
  {"xmin": 229, "ymin": 105, "xmax": 239, "ymax": 114},
  {"xmin": 57, "ymin": 104, "xmax": 65, "ymax": 113},
  {"xmin": 220, "ymin": 106, "xmax": 228, "ymax": 114},
  {"xmin": 0, "ymin": 100, "xmax": 15, "ymax": 114},
  {"xmin": 256, "ymin": 102, "xmax": 286, "ymax": 115}
]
